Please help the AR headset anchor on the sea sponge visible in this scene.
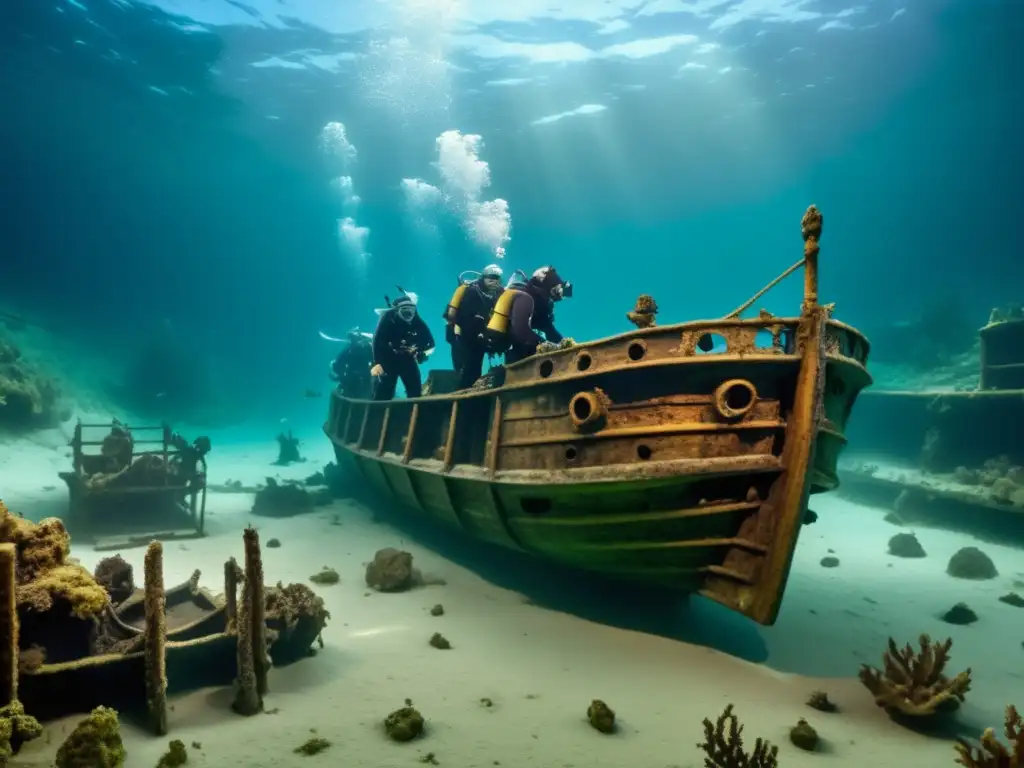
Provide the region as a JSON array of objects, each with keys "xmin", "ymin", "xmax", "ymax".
[
  {"xmin": 55, "ymin": 706, "xmax": 126, "ymax": 768},
  {"xmin": 697, "ymin": 704, "xmax": 778, "ymax": 768},
  {"xmin": 859, "ymin": 634, "xmax": 971, "ymax": 717},
  {"xmin": 0, "ymin": 502, "xmax": 108, "ymax": 622},
  {"xmin": 954, "ymin": 704, "xmax": 1022, "ymax": 767}
]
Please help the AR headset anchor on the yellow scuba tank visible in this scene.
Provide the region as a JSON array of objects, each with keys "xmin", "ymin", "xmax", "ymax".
[
  {"xmin": 443, "ymin": 283, "xmax": 468, "ymax": 324},
  {"xmin": 484, "ymin": 287, "xmax": 522, "ymax": 352}
]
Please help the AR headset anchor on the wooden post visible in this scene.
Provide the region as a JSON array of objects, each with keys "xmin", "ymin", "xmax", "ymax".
[
  {"xmin": 800, "ymin": 205, "xmax": 822, "ymax": 314},
  {"xmin": 442, "ymin": 401, "xmax": 459, "ymax": 472},
  {"xmin": 143, "ymin": 541, "xmax": 168, "ymax": 735},
  {"xmin": 224, "ymin": 558, "xmax": 239, "ymax": 634},
  {"xmin": 402, "ymin": 404, "xmax": 420, "ymax": 464},
  {"xmin": 377, "ymin": 406, "xmax": 391, "ymax": 456},
  {"xmin": 486, "ymin": 397, "xmax": 503, "ymax": 477},
  {"xmin": 0, "ymin": 544, "xmax": 17, "ymax": 709},
  {"xmin": 242, "ymin": 528, "xmax": 268, "ymax": 698}
]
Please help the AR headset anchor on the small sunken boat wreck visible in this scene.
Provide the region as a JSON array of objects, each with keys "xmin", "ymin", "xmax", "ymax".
[
  {"xmin": 325, "ymin": 206, "xmax": 872, "ymax": 625},
  {"xmin": 839, "ymin": 305, "xmax": 1024, "ymax": 542}
]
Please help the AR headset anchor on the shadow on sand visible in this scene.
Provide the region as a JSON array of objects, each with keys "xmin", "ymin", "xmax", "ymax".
[{"xmin": 348, "ymin": 488, "xmax": 769, "ymax": 665}]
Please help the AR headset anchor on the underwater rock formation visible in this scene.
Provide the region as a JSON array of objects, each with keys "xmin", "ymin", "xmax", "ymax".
[
  {"xmin": 0, "ymin": 336, "xmax": 63, "ymax": 431},
  {"xmin": 947, "ymin": 547, "xmax": 999, "ymax": 580},
  {"xmin": 366, "ymin": 548, "xmax": 414, "ymax": 592},
  {"xmin": 587, "ymin": 699, "xmax": 616, "ymax": 734},
  {"xmin": 941, "ymin": 603, "xmax": 978, "ymax": 626},
  {"xmin": 384, "ymin": 706, "xmax": 424, "ymax": 742},
  {"xmin": 252, "ymin": 478, "xmax": 329, "ymax": 518},
  {"xmin": 264, "ymin": 582, "xmax": 330, "ymax": 666},
  {"xmin": 697, "ymin": 704, "xmax": 778, "ymax": 768},
  {"xmin": 888, "ymin": 533, "xmax": 927, "ymax": 558},
  {"xmin": 156, "ymin": 739, "xmax": 187, "ymax": 768},
  {"xmin": 858, "ymin": 634, "xmax": 972, "ymax": 718},
  {"xmin": 55, "ymin": 705, "xmax": 126, "ymax": 768},
  {"xmin": 953, "ymin": 704, "xmax": 1022, "ymax": 767},
  {"xmin": 789, "ymin": 718, "xmax": 818, "ymax": 751}
]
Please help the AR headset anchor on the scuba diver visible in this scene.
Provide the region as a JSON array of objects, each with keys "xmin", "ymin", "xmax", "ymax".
[
  {"xmin": 484, "ymin": 266, "xmax": 573, "ymax": 365},
  {"xmin": 325, "ymin": 328, "xmax": 374, "ymax": 398},
  {"xmin": 442, "ymin": 264, "xmax": 505, "ymax": 389},
  {"xmin": 371, "ymin": 287, "xmax": 435, "ymax": 400}
]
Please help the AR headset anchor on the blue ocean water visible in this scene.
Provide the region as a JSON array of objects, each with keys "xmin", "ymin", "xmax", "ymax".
[{"xmin": 1, "ymin": 0, "xmax": 1023, "ymax": 765}]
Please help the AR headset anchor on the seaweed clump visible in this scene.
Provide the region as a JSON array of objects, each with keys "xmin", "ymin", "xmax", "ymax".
[
  {"xmin": 264, "ymin": 582, "xmax": 330, "ymax": 665},
  {"xmin": 0, "ymin": 501, "xmax": 108, "ymax": 620},
  {"xmin": 55, "ymin": 706, "xmax": 126, "ymax": 768},
  {"xmin": 697, "ymin": 704, "xmax": 778, "ymax": 767},
  {"xmin": 859, "ymin": 634, "xmax": 971, "ymax": 717},
  {"xmin": 954, "ymin": 704, "xmax": 1022, "ymax": 767}
]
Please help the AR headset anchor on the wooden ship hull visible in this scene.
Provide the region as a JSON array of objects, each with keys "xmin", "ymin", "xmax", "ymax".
[{"xmin": 325, "ymin": 207, "xmax": 872, "ymax": 626}]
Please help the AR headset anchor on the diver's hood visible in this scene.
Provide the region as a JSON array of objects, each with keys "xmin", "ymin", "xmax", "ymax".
[{"xmin": 374, "ymin": 286, "xmax": 419, "ymax": 318}]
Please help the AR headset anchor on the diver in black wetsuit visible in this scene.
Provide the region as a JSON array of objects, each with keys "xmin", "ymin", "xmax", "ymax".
[
  {"xmin": 504, "ymin": 266, "xmax": 573, "ymax": 365},
  {"xmin": 372, "ymin": 291, "xmax": 435, "ymax": 400},
  {"xmin": 329, "ymin": 328, "xmax": 374, "ymax": 398},
  {"xmin": 451, "ymin": 265, "xmax": 504, "ymax": 389}
]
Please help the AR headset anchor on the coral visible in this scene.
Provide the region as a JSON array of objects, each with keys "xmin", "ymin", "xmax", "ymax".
[
  {"xmin": 17, "ymin": 646, "xmax": 44, "ymax": 675},
  {"xmin": 954, "ymin": 705, "xmax": 1023, "ymax": 767},
  {"xmin": 697, "ymin": 704, "xmax": 778, "ymax": 768},
  {"xmin": 0, "ymin": 502, "xmax": 108, "ymax": 622},
  {"xmin": 55, "ymin": 706, "xmax": 126, "ymax": 768},
  {"xmin": 587, "ymin": 699, "xmax": 616, "ymax": 734},
  {"xmin": 264, "ymin": 582, "xmax": 330, "ymax": 665},
  {"xmin": 0, "ymin": 337, "xmax": 63, "ymax": 430},
  {"xmin": 0, "ymin": 701, "xmax": 42, "ymax": 758},
  {"xmin": 858, "ymin": 634, "xmax": 971, "ymax": 717},
  {"xmin": 947, "ymin": 547, "xmax": 999, "ymax": 580},
  {"xmin": 93, "ymin": 555, "xmax": 135, "ymax": 605},
  {"xmin": 274, "ymin": 431, "xmax": 304, "ymax": 466},
  {"xmin": 384, "ymin": 706, "xmax": 424, "ymax": 742},
  {"xmin": 143, "ymin": 542, "xmax": 167, "ymax": 736},
  {"xmin": 626, "ymin": 294, "xmax": 659, "ymax": 329},
  {"xmin": 806, "ymin": 691, "xmax": 837, "ymax": 713},
  {"xmin": 430, "ymin": 604, "xmax": 444, "ymax": 616},
  {"xmin": 156, "ymin": 739, "xmax": 187, "ymax": 767},
  {"xmin": 429, "ymin": 633, "xmax": 451, "ymax": 650}
]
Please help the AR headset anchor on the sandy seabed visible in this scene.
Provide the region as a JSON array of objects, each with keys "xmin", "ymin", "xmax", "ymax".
[{"xmin": 2, "ymin": 433, "xmax": 1023, "ymax": 768}]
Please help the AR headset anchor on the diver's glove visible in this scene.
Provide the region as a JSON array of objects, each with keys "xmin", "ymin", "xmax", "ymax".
[{"xmin": 416, "ymin": 351, "xmax": 428, "ymax": 364}]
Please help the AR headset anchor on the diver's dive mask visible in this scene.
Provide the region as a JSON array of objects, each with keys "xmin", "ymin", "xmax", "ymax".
[{"xmin": 396, "ymin": 304, "xmax": 416, "ymax": 323}]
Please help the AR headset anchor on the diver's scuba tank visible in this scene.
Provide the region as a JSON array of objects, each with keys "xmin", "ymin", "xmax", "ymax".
[{"xmin": 484, "ymin": 270, "xmax": 528, "ymax": 353}]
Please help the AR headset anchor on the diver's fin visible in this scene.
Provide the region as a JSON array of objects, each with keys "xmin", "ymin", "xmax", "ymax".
[{"xmin": 318, "ymin": 330, "xmax": 346, "ymax": 342}]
